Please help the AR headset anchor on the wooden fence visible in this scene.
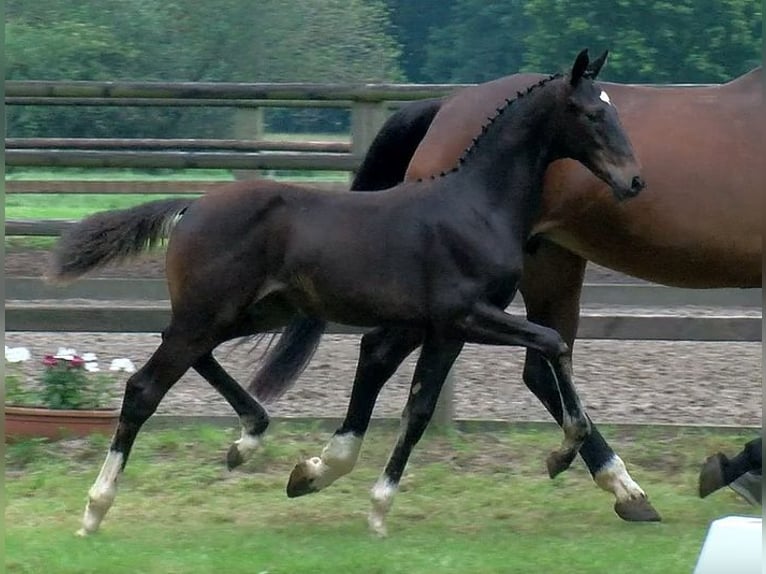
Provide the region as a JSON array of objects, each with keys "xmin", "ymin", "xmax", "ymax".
[
  {"xmin": 5, "ymin": 79, "xmax": 713, "ymax": 172},
  {"xmin": 6, "ymin": 79, "xmax": 468, "ymax": 173}
]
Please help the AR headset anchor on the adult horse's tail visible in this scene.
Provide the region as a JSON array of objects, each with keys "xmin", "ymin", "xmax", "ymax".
[
  {"xmin": 248, "ymin": 97, "xmax": 444, "ymax": 402},
  {"xmin": 47, "ymin": 198, "xmax": 194, "ymax": 283}
]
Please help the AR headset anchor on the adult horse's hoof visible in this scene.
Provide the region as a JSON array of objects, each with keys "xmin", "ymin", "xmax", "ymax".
[
  {"xmin": 546, "ymin": 449, "xmax": 577, "ymax": 479},
  {"xmin": 614, "ymin": 497, "xmax": 662, "ymax": 522},
  {"xmin": 226, "ymin": 443, "xmax": 245, "ymax": 470},
  {"xmin": 698, "ymin": 453, "xmax": 726, "ymax": 498},
  {"xmin": 286, "ymin": 461, "xmax": 319, "ymax": 498}
]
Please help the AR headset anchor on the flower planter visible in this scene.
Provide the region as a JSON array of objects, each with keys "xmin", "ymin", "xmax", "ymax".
[{"xmin": 5, "ymin": 405, "xmax": 119, "ymax": 441}]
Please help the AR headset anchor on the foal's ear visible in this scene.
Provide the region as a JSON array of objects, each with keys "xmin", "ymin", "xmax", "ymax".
[
  {"xmin": 584, "ymin": 50, "xmax": 609, "ymax": 80},
  {"xmin": 570, "ymin": 48, "xmax": 590, "ymax": 86}
]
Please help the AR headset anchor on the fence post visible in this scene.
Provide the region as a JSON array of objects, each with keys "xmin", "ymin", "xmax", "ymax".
[
  {"xmin": 350, "ymin": 101, "xmax": 388, "ymax": 180},
  {"xmin": 432, "ymin": 367, "xmax": 455, "ymax": 429},
  {"xmin": 230, "ymin": 107, "xmax": 265, "ymax": 180}
]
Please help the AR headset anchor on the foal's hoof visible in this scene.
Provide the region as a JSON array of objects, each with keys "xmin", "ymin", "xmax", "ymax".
[
  {"xmin": 286, "ymin": 461, "xmax": 319, "ymax": 498},
  {"xmin": 614, "ymin": 497, "xmax": 662, "ymax": 522},
  {"xmin": 226, "ymin": 444, "xmax": 245, "ymax": 470},
  {"xmin": 698, "ymin": 453, "xmax": 727, "ymax": 498},
  {"xmin": 546, "ymin": 449, "xmax": 578, "ymax": 479}
]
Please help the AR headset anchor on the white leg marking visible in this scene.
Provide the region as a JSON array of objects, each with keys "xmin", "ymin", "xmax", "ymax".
[
  {"xmin": 301, "ymin": 432, "xmax": 363, "ymax": 491},
  {"xmin": 594, "ymin": 455, "xmax": 646, "ymax": 502},
  {"xmin": 368, "ymin": 476, "xmax": 398, "ymax": 537},
  {"xmin": 77, "ymin": 450, "xmax": 123, "ymax": 536},
  {"xmin": 234, "ymin": 427, "xmax": 261, "ymax": 461}
]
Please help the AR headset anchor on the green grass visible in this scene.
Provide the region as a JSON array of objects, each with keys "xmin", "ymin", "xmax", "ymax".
[
  {"xmin": 5, "ymin": 173, "xmax": 349, "ymax": 223},
  {"xmin": 5, "ymin": 423, "xmax": 756, "ymax": 573},
  {"xmin": 5, "ymin": 193, "xmax": 199, "ymax": 220},
  {"xmin": 5, "ymin": 168, "xmax": 236, "ymax": 181}
]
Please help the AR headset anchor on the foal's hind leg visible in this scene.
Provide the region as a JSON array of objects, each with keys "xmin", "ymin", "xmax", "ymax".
[
  {"xmin": 78, "ymin": 326, "xmax": 213, "ymax": 536},
  {"xmin": 368, "ymin": 334, "xmax": 464, "ymax": 537},
  {"xmin": 454, "ymin": 302, "xmax": 592, "ymax": 474},
  {"xmin": 193, "ymin": 353, "xmax": 270, "ymax": 469},
  {"xmin": 287, "ymin": 327, "xmax": 423, "ymax": 497}
]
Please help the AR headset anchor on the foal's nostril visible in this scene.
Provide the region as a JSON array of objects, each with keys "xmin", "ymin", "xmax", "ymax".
[{"xmin": 631, "ymin": 176, "xmax": 645, "ymax": 194}]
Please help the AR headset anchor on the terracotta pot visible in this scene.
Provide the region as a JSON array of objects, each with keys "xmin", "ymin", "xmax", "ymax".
[{"xmin": 5, "ymin": 405, "xmax": 119, "ymax": 441}]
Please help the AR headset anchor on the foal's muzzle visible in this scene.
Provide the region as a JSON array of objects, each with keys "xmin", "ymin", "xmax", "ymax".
[
  {"xmin": 610, "ymin": 172, "xmax": 645, "ymax": 202},
  {"xmin": 628, "ymin": 175, "xmax": 645, "ymax": 196}
]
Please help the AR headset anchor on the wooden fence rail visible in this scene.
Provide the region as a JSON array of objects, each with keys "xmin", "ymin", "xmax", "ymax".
[
  {"xmin": 6, "ymin": 138, "xmax": 351, "ymax": 153},
  {"xmin": 5, "ymin": 303, "xmax": 760, "ymax": 342},
  {"xmin": 6, "ymin": 149, "xmax": 358, "ymax": 170},
  {"xmin": 5, "ymin": 80, "xmax": 466, "ymax": 102}
]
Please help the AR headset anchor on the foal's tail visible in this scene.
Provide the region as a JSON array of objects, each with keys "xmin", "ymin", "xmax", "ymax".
[{"xmin": 47, "ymin": 197, "xmax": 194, "ymax": 283}]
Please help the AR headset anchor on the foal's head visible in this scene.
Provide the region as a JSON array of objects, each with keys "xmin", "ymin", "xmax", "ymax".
[{"xmin": 552, "ymin": 49, "xmax": 644, "ymax": 200}]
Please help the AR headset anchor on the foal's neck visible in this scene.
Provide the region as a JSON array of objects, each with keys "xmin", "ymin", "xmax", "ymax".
[{"xmin": 455, "ymin": 78, "xmax": 563, "ymax": 226}]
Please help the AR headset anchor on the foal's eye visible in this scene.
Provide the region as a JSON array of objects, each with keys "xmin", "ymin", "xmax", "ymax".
[{"xmin": 586, "ymin": 110, "xmax": 603, "ymax": 121}]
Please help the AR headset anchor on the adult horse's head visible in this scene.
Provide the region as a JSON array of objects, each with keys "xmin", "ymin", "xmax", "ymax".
[{"xmin": 554, "ymin": 49, "xmax": 645, "ymax": 201}]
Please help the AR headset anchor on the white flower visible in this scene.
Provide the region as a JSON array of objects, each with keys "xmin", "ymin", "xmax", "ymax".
[
  {"xmin": 85, "ymin": 362, "xmax": 100, "ymax": 373},
  {"xmin": 109, "ymin": 358, "xmax": 136, "ymax": 373},
  {"xmin": 81, "ymin": 352, "xmax": 98, "ymax": 362},
  {"xmin": 54, "ymin": 347, "xmax": 78, "ymax": 360},
  {"xmin": 5, "ymin": 346, "xmax": 31, "ymax": 363}
]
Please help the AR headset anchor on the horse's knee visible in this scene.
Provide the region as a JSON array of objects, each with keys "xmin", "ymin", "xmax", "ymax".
[{"xmin": 121, "ymin": 373, "xmax": 163, "ymax": 424}]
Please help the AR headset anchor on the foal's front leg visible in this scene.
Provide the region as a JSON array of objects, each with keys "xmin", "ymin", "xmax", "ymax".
[
  {"xmin": 286, "ymin": 327, "xmax": 423, "ymax": 496},
  {"xmin": 368, "ymin": 335, "xmax": 464, "ymax": 537},
  {"xmin": 454, "ymin": 302, "xmax": 591, "ymax": 476}
]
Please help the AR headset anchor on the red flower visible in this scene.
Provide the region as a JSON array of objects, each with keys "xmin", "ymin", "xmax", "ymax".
[
  {"xmin": 42, "ymin": 355, "xmax": 58, "ymax": 367},
  {"xmin": 69, "ymin": 356, "xmax": 86, "ymax": 368}
]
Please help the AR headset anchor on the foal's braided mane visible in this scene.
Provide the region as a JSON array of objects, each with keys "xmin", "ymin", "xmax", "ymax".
[{"xmin": 417, "ymin": 72, "xmax": 562, "ymax": 181}]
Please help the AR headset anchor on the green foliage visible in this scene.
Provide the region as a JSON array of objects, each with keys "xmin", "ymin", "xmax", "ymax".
[
  {"xmin": 520, "ymin": 0, "xmax": 762, "ymax": 82},
  {"xmin": 422, "ymin": 1, "xmax": 531, "ymax": 82},
  {"xmin": 5, "ymin": 356, "xmax": 117, "ymax": 410},
  {"xmin": 407, "ymin": 0, "xmax": 761, "ymax": 83},
  {"xmin": 384, "ymin": 0, "xmax": 454, "ymax": 81},
  {"xmin": 5, "ymin": 0, "xmax": 403, "ymax": 137},
  {"xmin": 39, "ymin": 359, "xmax": 114, "ymax": 410}
]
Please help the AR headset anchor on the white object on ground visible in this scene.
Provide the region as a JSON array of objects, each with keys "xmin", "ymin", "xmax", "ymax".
[{"xmin": 693, "ymin": 515, "xmax": 762, "ymax": 574}]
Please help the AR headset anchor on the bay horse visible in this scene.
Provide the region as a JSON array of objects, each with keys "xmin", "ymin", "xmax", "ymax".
[
  {"xmin": 51, "ymin": 49, "xmax": 644, "ymax": 537},
  {"xmin": 249, "ymin": 64, "xmax": 763, "ymax": 525}
]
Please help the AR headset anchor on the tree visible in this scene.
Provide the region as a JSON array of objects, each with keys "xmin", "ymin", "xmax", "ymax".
[
  {"xmin": 383, "ymin": 0, "xmax": 453, "ymax": 82},
  {"xmin": 520, "ymin": 0, "xmax": 762, "ymax": 83},
  {"xmin": 5, "ymin": 0, "xmax": 403, "ymax": 137},
  {"xmin": 421, "ymin": 0, "xmax": 530, "ymax": 82}
]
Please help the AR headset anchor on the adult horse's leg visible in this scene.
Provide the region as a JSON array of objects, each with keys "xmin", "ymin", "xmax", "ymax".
[
  {"xmin": 368, "ymin": 334, "xmax": 464, "ymax": 537},
  {"xmin": 286, "ymin": 326, "xmax": 423, "ymax": 496},
  {"xmin": 78, "ymin": 322, "xmax": 215, "ymax": 536},
  {"xmin": 519, "ymin": 240, "xmax": 660, "ymax": 521}
]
